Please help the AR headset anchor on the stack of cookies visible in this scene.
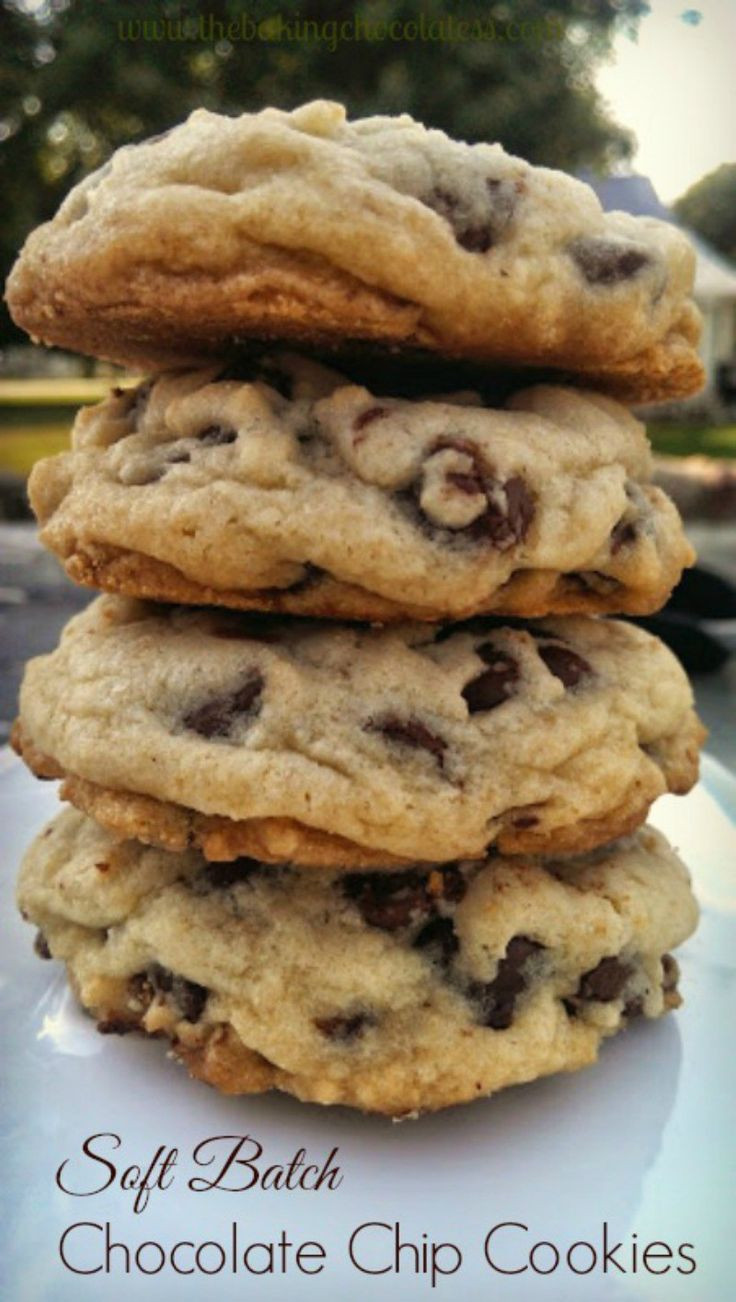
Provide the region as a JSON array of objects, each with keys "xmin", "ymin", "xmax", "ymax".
[{"xmin": 8, "ymin": 102, "xmax": 705, "ymax": 1116}]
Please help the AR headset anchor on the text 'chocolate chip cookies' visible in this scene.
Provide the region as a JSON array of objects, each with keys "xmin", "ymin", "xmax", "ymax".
[{"xmin": 8, "ymin": 102, "xmax": 704, "ymax": 1115}]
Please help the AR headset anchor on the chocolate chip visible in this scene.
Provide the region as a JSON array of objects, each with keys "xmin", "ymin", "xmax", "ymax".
[
  {"xmin": 424, "ymin": 440, "xmax": 535, "ymax": 550},
  {"xmin": 434, "ymin": 864, "xmax": 468, "ymax": 904},
  {"xmin": 344, "ymin": 869, "xmax": 432, "ymax": 931},
  {"xmin": 463, "ymin": 646, "xmax": 519, "ymax": 713},
  {"xmin": 661, "ymin": 953, "xmax": 679, "ymax": 993},
  {"xmin": 364, "ymin": 714, "xmax": 447, "ymax": 769},
  {"xmin": 610, "ymin": 519, "xmax": 638, "ymax": 553},
  {"xmin": 182, "ymin": 671, "xmax": 264, "ymax": 739},
  {"xmin": 314, "ymin": 1012, "xmax": 374, "ymax": 1041},
  {"xmin": 128, "ymin": 972, "xmax": 155, "ymax": 1010},
  {"xmin": 424, "ymin": 177, "xmax": 519, "ymax": 253},
  {"xmin": 623, "ymin": 996, "xmax": 645, "ymax": 1019},
  {"xmin": 485, "ymin": 476, "xmax": 535, "ymax": 548},
  {"xmin": 469, "ymin": 935, "xmax": 543, "ymax": 1030},
  {"xmin": 538, "ymin": 643, "xmax": 593, "ymax": 688},
  {"xmin": 344, "ymin": 864, "xmax": 466, "ymax": 934},
  {"xmin": 166, "ymin": 448, "xmax": 191, "ymax": 465},
  {"xmin": 354, "ymin": 405, "xmax": 389, "ymax": 432},
  {"xmin": 201, "ymin": 858, "xmax": 262, "ymax": 889},
  {"xmin": 34, "ymin": 930, "xmax": 52, "ymax": 960},
  {"xmin": 413, "ymin": 916, "xmax": 459, "ymax": 966},
  {"xmin": 447, "ymin": 469, "xmax": 485, "ymax": 495},
  {"xmin": 97, "ymin": 1019, "xmax": 134, "ymax": 1036},
  {"xmin": 569, "ymin": 238, "xmax": 651, "ymax": 286},
  {"xmin": 197, "ymin": 424, "xmax": 237, "ymax": 446},
  {"xmin": 578, "ymin": 956, "xmax": 632, "ymax": 1003},
  {"xmin": 511, "ymin": 813, "xmax": 539, "ymax": 829},
  {"xmin": 149, "ymin": 965, "xmax": 208, "ymax": 1023}
]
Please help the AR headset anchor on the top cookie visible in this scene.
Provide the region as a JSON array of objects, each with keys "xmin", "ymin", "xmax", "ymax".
[{"xmin": 6, "ymin": 101, "xmax": 702, "ymax": 401}]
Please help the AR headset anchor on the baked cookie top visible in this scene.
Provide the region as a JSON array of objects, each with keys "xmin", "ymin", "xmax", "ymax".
[
  {"xmin": 16, "ymin": 596, "xmax": 703, "ymax": 865},
  {"xmin": 6, "ymin": 101, "xmax": 702, "ymax": 401},
  {"xmin": 30, "ymin": 357, "xmax": 693, "ymax": 622},
  {"xmin": 18, "ymin": 810, "xmax": 698, "ymax": 1114}
]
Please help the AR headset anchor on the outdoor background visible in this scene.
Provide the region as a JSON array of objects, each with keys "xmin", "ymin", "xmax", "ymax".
[{"xmin": 1, "ymin": 0, "xmax": 735, "ymax": 757}]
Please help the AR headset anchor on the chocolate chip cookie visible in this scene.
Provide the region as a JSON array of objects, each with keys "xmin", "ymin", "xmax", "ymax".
[
  {"xmin": 14, "ymin": 597, "xmax": 703, "ymax": 865},
  {"xmin": 29, "ymin": 358, "xmax": 693, "ymax": 622},
  {"xmin": 17, "ymin": 809, "xmax": 698, "ymax": 1115},
  {"xmin": 6, "ymin": 101, "xmax": 702, "ymax": 402}
]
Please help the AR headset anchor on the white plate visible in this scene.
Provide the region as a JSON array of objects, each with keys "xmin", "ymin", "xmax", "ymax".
[{"xmin": 1, "ymin": 751, "xmax": 734, "ymax": 1302}]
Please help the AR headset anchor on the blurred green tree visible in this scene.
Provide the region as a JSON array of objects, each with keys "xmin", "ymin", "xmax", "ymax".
[
  {"xmin": 675, "ymin": 164, "xmax": 736, "ymax": 263},
  {"xmin": 1, "ymin": 0, "xmax": 646, "ymax": 349}
]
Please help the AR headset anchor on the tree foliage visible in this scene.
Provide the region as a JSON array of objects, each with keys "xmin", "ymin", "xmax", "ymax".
[
  {"xmin": 675, "ymin": 164, "xmax": 736, "ymax": 263},
  {"xmin": 1, "ymin": 0, "xmax": 646, "ymax": 347}
]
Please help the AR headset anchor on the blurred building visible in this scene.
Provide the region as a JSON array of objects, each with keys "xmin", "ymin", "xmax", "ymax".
[{"xmin": 580, "ymin": 172, "xmax": 736, "ymax": 413}]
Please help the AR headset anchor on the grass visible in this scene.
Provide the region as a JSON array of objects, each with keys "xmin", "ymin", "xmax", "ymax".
[
  {"xmin": 647, "ymin": 422, "xmax": 736, "ymax": 460},
  {"xmin": 0, "ymin": 422, "xmax": 71, "ymax": 475}
]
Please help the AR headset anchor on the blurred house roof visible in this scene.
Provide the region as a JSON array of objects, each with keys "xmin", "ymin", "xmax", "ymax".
[{"xmin": 579, "ymin": 171, "xmax": 736, "ymax": 303}]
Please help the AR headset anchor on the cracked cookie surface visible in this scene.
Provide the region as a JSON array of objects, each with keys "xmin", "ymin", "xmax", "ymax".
[
  {"xmin": 6, "ymin": 101, "xmax": 702, "ymax": 402},
  {"xmin": 17, "ymin": 810, "xmax": 698, "ymax": 1115},
  {"xmin": 15, "ymin": 596, "xmax": 703, "ymax": 865},
  {"xmin": 29, "ymin": 357, "xmax": 693, "ymax": 622}
]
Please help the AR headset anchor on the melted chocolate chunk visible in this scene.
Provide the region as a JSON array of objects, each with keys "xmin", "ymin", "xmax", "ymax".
[
  {"xmin": 197, "ymin": 424, "xmax": 237, "ymax": 447},
  {"xmin": 314, "ymin": 1012, "xmax": 375, "ymax": 1042},
  {"xmin": 469, "ymin": 935, "xmax": 543, "ymax": 1030},
  {"xmin": 610, "ymin": 519, "xmax": 638, "ymax": 554},
  {"xmin": 344, "ymin": 869, "xmax": 433, "ymax": 931},
  {"xmin": 538, "ymin": 643, "xmax": 593, "ymax": 688},
  {"xmin": 149, "ymin": 965, "xmax": 208, "ymax": 1022},
  {"xmin": 413, "ymin": 916, "xmax": 459, "ymax": 966},
  {"xmin": 34, "ymin": 930, "xmax": 52, "ymax": 960},
  {"xmin": 435, "ymin": 864, "xmax": 468, "ymax": 903},
  {"xmin": 97, "ymin": 1019, "xmax": 134, "ymax": 1036},
  {"xmin": 425, "ymin": 440, "xmax": 535, "ymax": 549},
  {"xmin": 447, "ymin": 468, "xmax": 485, "ymax": 495},
  {"xmin": 569, "ymin": 238, "xmax": 651, "ymax": 286},
  {"xmin": 479, "ymin": 475, "xmax": 535, "ymax": 550},
  {"xmin": 578, "ymin": 956, "xmax": 632, "ymax": 1003},
  {"xmin": 344, "ymin": 865, "xmax": 466, "ymax": 932},
  {"xmin": 623, "ymin": 995, "xmax": 645, "ymax": 1019},
  {"xmin": 462, "ymin": 646, "xmax": 519, "ymax": 713},
  {"xmin": 511, "ymin": 812, "xmax": 539, "ymax": 829},
  {"xmin": 424, "ymin": 177, "xmax": 519, "ymax": 253},
  {"xmin": 662, "ymin": 953, "xmax": 679, "ymax": 993},
  {"xmin": 364, "ymin": 714, "xmax": 447, "ymax": 769},
  {"xmin": 182, "ymin": 671, "xmax": 264, "ymax": 739},
  {"xmin": 354, "ymin": 405, "xmax": 389, "ymax": 432}
]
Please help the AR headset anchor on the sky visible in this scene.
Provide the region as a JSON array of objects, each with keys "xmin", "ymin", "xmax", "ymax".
[{"xmin": 595, "ymin": 0, "xmax": 736, "ymax": 203}]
